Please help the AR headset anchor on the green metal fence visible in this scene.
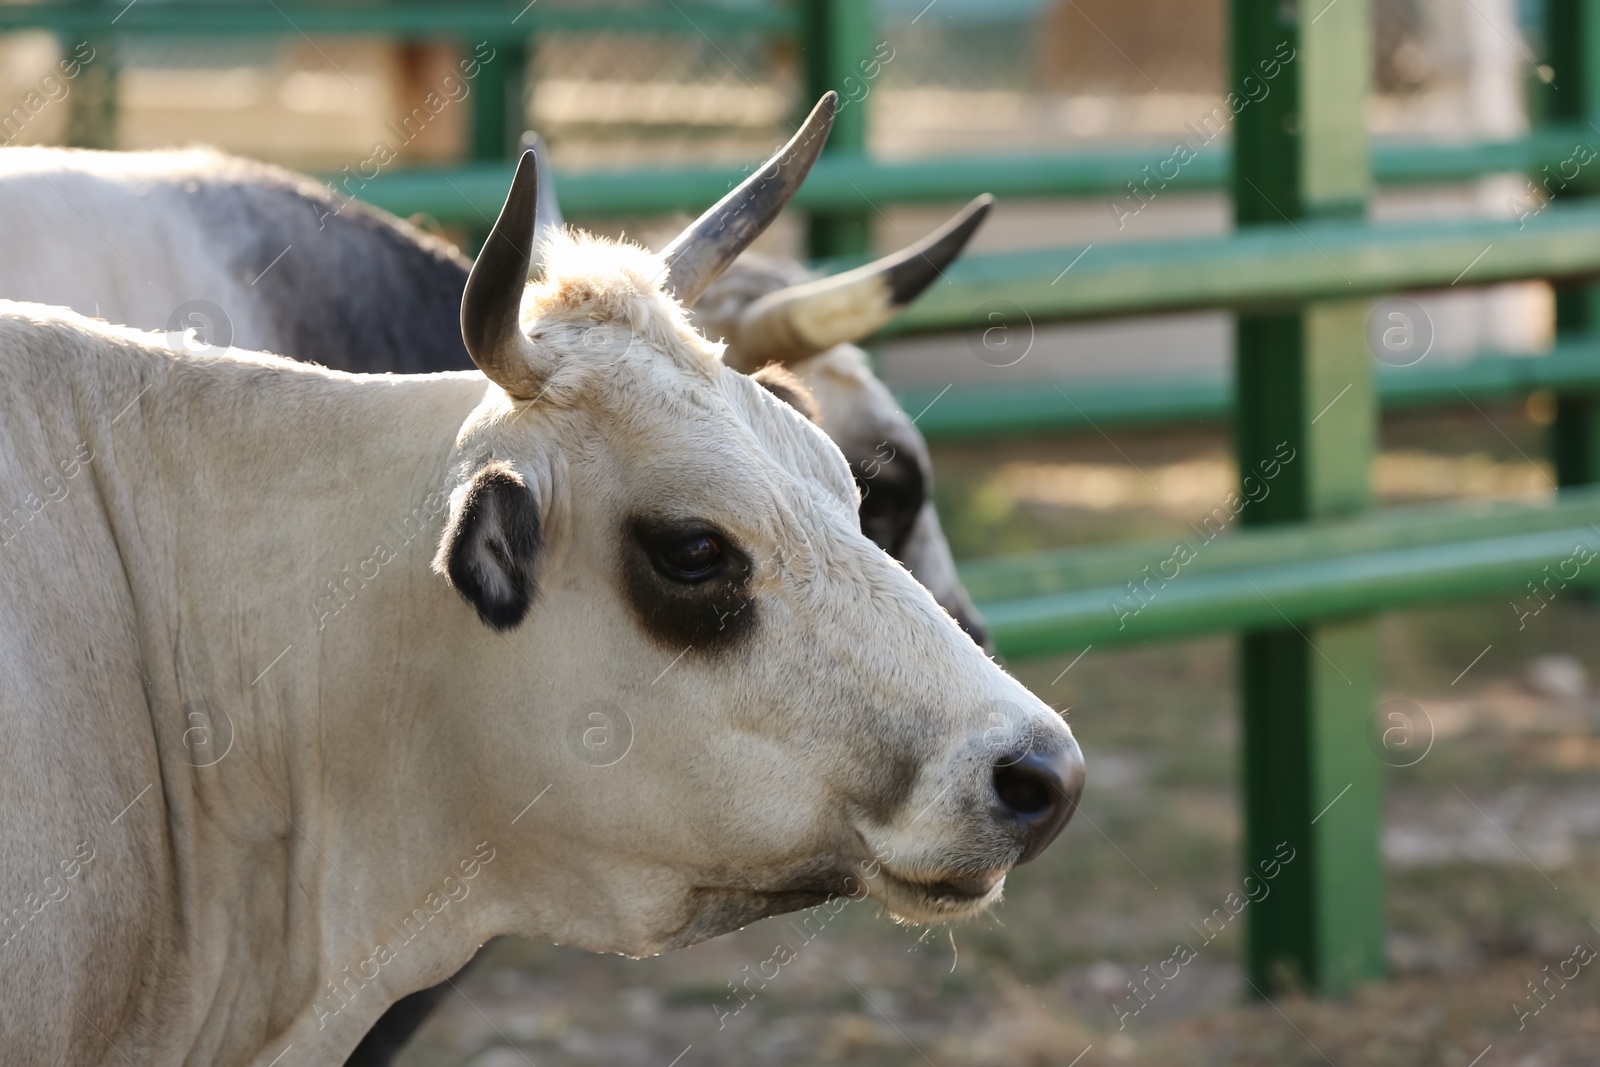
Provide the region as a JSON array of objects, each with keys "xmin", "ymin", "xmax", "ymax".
[{"xmin": 4, "ymin": 0, "xmax": 1596, "ymax": 999}]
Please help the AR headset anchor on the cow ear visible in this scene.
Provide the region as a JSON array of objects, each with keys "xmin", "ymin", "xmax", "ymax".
[
  {"xmin": 434, "ymin": 462, "xmax": 543, "ymax": 631},
  {"xmin": 751, "ymin": 363, "xmax": 819, "ymax": 423}
]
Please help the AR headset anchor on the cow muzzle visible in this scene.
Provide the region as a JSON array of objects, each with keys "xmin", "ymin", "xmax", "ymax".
[{"xmin": 860, "ymin": 721, "xmax": 1083, "ymax": 924}]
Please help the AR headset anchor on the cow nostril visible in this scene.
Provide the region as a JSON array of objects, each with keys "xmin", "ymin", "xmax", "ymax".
[
  {"xmin": 991, "ymin": 743, "xmax": 1085, "ymax": 864},
  {"xmin": 993, "ymin": 761, "xmax": 1052, "ymax": 815}
]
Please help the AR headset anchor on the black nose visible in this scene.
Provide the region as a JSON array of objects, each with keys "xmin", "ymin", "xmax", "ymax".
[{"xmin": 992, "ymin": 739, "xmax": 1085, "ymax": 864}]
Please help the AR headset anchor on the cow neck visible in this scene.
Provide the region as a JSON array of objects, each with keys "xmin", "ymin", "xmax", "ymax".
[{"xmin": 121, "ymin": 353, "xmax": 510, "ymax": 1058}]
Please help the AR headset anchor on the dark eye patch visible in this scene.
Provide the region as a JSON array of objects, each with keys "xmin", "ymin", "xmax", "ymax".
[
  {"xmin": 622, "ymin": 516, "xmax": 756, "ymax": 651},
  {"xmin": 851, "ymin": 447, "xmax": 926, "ymax": 558}
]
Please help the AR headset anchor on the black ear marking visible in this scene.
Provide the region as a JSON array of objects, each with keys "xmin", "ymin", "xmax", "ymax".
[
  {"xmin": 435, "ymin": 462, "xmax": 543, "ymax": 631},
  {"xmin": 751, "ymin": 363, "xmax": 819, "ymax": 423}
]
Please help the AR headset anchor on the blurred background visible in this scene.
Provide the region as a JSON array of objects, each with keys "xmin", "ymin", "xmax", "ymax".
[{"xmin": 7, "ymin": 0, "xmax": 1600, "ymax": 1063}]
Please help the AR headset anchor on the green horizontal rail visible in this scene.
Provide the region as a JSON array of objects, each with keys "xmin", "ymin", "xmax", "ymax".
[
  {"xmin": 961, "ymin": 491, "xmax": 1596, "ymax": 602},
  {"xmin": 881, "ymin": 201, "xmax": 1600, "ymax": 335},
  {"xmin": 357, "ymin": 151, "xmax": 1219, "ymax": 222},
  {"xmin": 899, "ymin": 340, "xmax": 1600, "ymax": 441},
  {"xmin": 1374, "ymin": 126, "xmax": 1594, "ymax": 186},
  {"xmin": 346, "ymin": 128, "xmax": 1590, "ymax": 221},
  {"xmin": 0, "ymin": 2, "xmax": 794, "ymax": 37},
  {"xmin": 903, "ymin": 372, "xmax": 1230, "ymax": 441},
  {"xmin": 967, "ymin": 488, "xmax": 1600, "ymax": 658},
  {"xmin": 353, "ymin": 150, "xmax": 1223, "ymax": 220}
]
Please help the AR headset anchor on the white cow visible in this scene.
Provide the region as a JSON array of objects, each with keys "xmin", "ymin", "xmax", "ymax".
[
  {"xmin": 0, "ymin": 138, "xmax": 989, "ymax": 644},
  {"xmin": 0, "ymin": 95, "xmax": 1082, "ymax": 1065}
]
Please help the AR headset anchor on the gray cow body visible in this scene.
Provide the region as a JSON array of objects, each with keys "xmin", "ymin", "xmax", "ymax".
[{"xmin": 0, "ymin": 146, "xmax": 470, "ymax": 373}]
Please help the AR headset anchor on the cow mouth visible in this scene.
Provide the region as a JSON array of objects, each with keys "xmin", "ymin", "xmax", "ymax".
[{"xmin": 872, "ymin": 866, "xmax": 1005, "ymax": 921}]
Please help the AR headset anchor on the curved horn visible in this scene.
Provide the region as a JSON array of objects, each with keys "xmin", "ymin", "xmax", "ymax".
[
  {"xmin": 728, "ymin": 195, "xmax": 993, "ymax": 367},
  {"xmin": 519, "ymin": 130, "xmax": 565, "ymax": 278},
  {"xmin": 661, "ymin": 92, "xmax": 837, "ymax": 305},
  {"xmin": 461, "ymin": 149, "xmax": 553, "ymax": 399}
]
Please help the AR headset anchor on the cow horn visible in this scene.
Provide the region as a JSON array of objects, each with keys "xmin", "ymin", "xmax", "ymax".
[
  {"xmin": 660, "ymin": 92, "xmax": 837, "ymax": 306},
  {"xmin": 728, "ymin": 195, "xmax": 993, "ymax": 367},
  {"xmin": 519, "ymin": 130, "xmax": 565, "ymax": 279},
  {"xmin": 461, "ymin": 148, "xmax": 553, "ymax": 399}
]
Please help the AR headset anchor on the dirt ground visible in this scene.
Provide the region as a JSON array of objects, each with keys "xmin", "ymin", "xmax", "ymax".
[{"xmin": 397, "ymin": 402, "xmax": 1600, "ymax": 1067}]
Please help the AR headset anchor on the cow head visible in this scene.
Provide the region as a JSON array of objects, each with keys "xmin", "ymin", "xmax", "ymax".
[
  {"xmin": 521, "ymin": 131, "xmax": 993, "ymax": 649},
  {"xmin": 437, "ymin": 96, "xmax": 1082, "ymax": 958}
]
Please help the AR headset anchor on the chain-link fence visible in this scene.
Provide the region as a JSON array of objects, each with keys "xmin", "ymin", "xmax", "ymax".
[
  {"xmin": 530, "ymin": 28, "xmax": 794, "ymax": 167},
  {"xmin": 0, "ymin": 0, "xmax": 1553, "ymax": 162}
]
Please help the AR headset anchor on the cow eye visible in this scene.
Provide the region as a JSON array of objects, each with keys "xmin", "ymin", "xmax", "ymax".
[
  {"xmin": 653, "ymin": 531, "xmax": 725, "ymax": 583},
  {"xmin": 624, "ymin": 517, "xmax": 755, "ymax": 649}
]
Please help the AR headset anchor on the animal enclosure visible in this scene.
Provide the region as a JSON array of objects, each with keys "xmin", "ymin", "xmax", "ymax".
[{"xmin": 4, "ymin": 0, "xmax": 1599, "ymax": 1062}]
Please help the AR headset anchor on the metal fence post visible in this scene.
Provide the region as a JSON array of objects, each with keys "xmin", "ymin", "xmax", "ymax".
[
  {"xmin": 801, "ymin": 0, "xmax": 875, "ymax": 258},
  {"xmin": 466, "ymin": 35, "xmax": 529, "ymax": 251},
  {"xmin": 1543, "ymin": 1, "xmax": 1600, "ymax": 488},
  {"xmin": 64, "ymin": 32, "xmax": 118, "ymax": 149},
  {"xmin": 470, "ymin": 37, "xmax": 528, "ymax": 162},
  {"xmin": 1232, "ymin": 0, "xmax": 1386, "ymax": 995}
]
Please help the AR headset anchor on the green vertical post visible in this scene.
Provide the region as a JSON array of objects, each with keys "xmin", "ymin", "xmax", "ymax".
[
  {"xmin": 467, "ymin": 36, "xmax": 529, "ymax": 250},
  {"xmin": 801, "ymin": 0, "xmax": 875, "ymax": 258},
  {"xmin": 1232, "ymin": 0, "xmax": 1385, "ymax": 995},
  {"xmin": 470, "ymin": 37, "xmax": 528, "ymax": 162},
  {"xmin": 1544, "ymin": 1, "xmax": 1600, "ymax": 488},
  {"xmin": 64, "ymin": 33, "xmax": 118, "ymax": 149}
]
